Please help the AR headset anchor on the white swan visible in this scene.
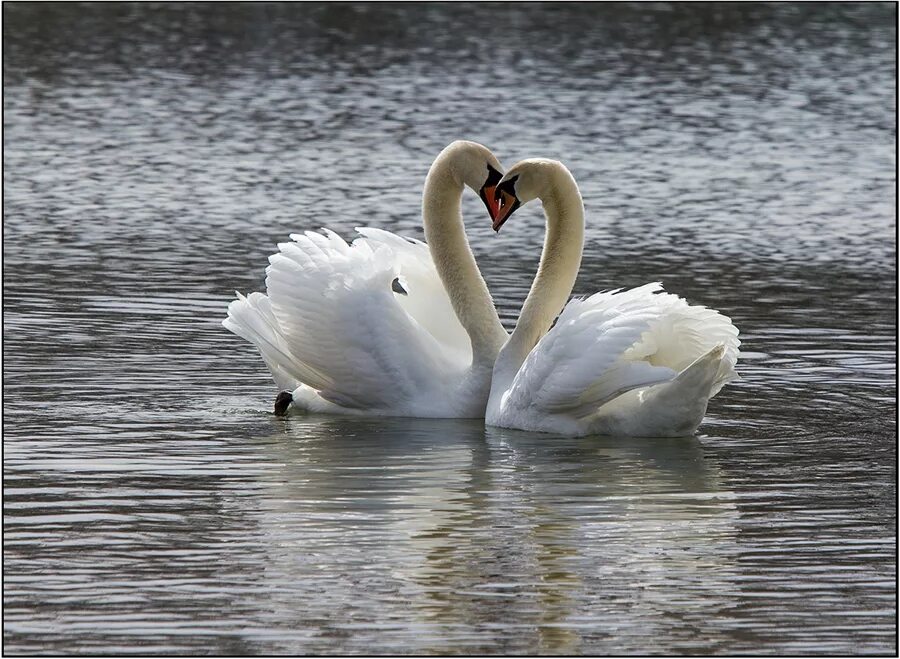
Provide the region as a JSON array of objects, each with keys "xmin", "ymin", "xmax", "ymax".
[
  {"xmin": 224, "ymin": 141, "xmax": 509, "ymax": 417},
  {"xmin": 485, "ymin": 159, "xmax": 740, "ymax": 437}
]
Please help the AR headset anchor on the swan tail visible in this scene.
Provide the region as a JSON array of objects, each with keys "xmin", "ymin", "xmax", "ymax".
[
  {"xmin": 672, "ymin": 343, "xmax": 726, "ymax": 391},
  {"xmin": 585, "ymin": 344, "xmax": 725, "ymax": 436},
  {"xmin": 710, "ymin": 347, "xmax": 740, "ymax": 396},
  {"xmin": 623, "ymin": 288, "xmax": 741, "ymax": 399},
  {"xmin": 565, "ymin": 361, "xmax": 678, "ymax": 419},
  {"xmin": 639, "ymin": 344, "xmax": 726, "ymax": 435}
]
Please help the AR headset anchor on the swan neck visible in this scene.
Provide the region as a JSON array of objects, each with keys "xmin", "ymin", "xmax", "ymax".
[
  {"xmin": 422, "ymin": 159, "xmax": 506, "ymax": 364},
  {"xmin": 493, "ymin": 168, "xmax": 585, "ymax": 394}
]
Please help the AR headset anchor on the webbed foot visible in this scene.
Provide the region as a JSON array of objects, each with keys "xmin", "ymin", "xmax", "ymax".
[{"xmin": 274, "ymin": 390, "xmax": 293, "ymax": 416}]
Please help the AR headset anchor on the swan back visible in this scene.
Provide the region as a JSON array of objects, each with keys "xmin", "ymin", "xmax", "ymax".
[{"xmin": 488, "ymin": 283, "xmax": 740, "ymax": 435}]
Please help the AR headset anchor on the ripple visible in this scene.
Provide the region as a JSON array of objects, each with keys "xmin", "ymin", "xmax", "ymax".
[{"xmin": 3, "ymin": 3, "xmax": 896, "ymax": 655}]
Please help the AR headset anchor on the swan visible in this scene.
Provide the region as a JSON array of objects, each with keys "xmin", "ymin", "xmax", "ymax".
[
  {"xmin": 224, "ymin": 141, "xmax": 509, "ymax": 418},
  {"xmin": 485, "ymin": 158, "xmax": 740, "ymax": 437}
]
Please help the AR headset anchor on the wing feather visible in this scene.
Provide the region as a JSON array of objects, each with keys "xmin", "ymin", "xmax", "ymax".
[
  {"xmin": 502, "ymin": 283, "xmax": 740, "ymax": 419},
  {"xmin": 259, "ymin": 229, "xmax": 464, "ymax": 408},
  {"xmin": 224, "ymin": 228, "xmax": 473, "ymax": 410}
]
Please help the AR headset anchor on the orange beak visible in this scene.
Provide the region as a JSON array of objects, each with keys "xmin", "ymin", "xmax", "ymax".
[
  {"xmin": 481, "ymin": 184, "xmax": 500, "ymax": 220},
  {"xmin": 492, "ymin": 189, "xmax": 521, "ymax": 232},
  {"xmin": 479, "ymin": 164, "xmax": 504, "ymax": 223}
]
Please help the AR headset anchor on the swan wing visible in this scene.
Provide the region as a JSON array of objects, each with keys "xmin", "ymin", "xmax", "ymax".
[
  {"xmin": 503, "ymin": 283, "xmax": 740, "ymax": 418},
  {"xmin": 353, "ymin": 227, "xmax": 471, "ymax": 361},
  {"xmin": 503, "ymin": 283, "xmax": 675, "ymax": 417},
  {"xmin": 622, "ymin": 284, "xmax": 741, "ymax": 396},
  {"xmin": 224, "ymin": 290, "xmax": 309, "ymax": 392},
  {"xmin": 256, "ymin": 228, "xmax": 468, "ymax": 409}
]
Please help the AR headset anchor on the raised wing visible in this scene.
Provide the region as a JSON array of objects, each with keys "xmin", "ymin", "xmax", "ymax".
[
  {"xmin": 353, "ymin": 227, "xmax": 471, "ymax": 363},
  {"xmin": 224, "ymin": 290, "xmax": 315, "ymax": 392},
  {"xmin": 502, "ymin": 283, "xmax": 740, "ymax": 419},
  {"xmin": 231, "ymin": 228, "xmax": 470, "ymax": 409},
  {"xmin": 622, "ymin": 284, "xmax": 740, "ymax": 396}
]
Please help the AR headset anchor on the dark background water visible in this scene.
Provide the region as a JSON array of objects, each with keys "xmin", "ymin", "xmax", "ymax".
[{"xmin": 3, "ymin": 2, "xmax": 896, "ymax": 655}]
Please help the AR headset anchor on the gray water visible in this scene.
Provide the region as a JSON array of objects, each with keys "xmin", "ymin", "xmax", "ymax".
[{"xmin": 3, "ymin": 3, "xmax": 896, "ymax": 655}]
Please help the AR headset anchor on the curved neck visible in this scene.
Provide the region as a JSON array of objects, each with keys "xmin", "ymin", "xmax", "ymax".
[
  {"xmin": 491, "ymin": 168, "xmax": 585, "ymax": 400},
  {"xmin": 422, "ymin": 158, "xmax": 507, "ymax": 365}
]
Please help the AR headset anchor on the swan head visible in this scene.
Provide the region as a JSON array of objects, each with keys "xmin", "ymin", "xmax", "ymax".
[
  {"xmin": 439, "ymin": 140, "xmax": 505, "ymax": 220},
  {"xmin": 490, "ymin": 159, "xmax": 550, "ymax": 231}
]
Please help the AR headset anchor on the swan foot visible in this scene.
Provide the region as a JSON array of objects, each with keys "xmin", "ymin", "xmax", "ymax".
[{"xmin": 273, "ymin": 390, "xmax": 293, "ymax": 416}]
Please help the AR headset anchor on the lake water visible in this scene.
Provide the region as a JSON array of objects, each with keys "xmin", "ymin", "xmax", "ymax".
[{"xmin": 3, "ymin": 3, "xmax": 896, "ymax": 655}]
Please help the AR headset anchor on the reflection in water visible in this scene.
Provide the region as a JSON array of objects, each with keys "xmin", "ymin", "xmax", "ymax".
[
  {"xmin": 241, "ymin": 419, "xmax": 740, "ymax": 654},
  {"xmin": 3, "ymin": 2, "xmax": 895, "ymax": 655},
  {"xmin": 485, "ymin": 431, "xmax": 741, "ymax": 654}
]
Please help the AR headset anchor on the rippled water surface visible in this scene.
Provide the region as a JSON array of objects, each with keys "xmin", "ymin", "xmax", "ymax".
[{"xmin": 4, "ymin": 3, "xmax": 896, "ymax": 655}]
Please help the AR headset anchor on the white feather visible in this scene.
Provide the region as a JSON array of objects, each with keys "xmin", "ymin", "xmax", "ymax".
[
  {"xmin": 225, "ymin": 228, "xmax": 483, "ymax": 416},
  {"xmin": 224, "ymin": 141, "xmax": 511, "ymax": 419},
  {"xmin": 486, "ymin": 158, "xmax": 741, "ymax": 437},
  {"xmin": 495, "ymin": 283, "xmax": 740, "ymax": 434}
]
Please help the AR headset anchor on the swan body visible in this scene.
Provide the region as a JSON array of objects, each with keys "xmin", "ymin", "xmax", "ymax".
[
  {"xmin": 224, "ymin": 141, "xmax": 508, "ymax": 418},
  {"xmin": 486, "ymin": 159, "xmax": 740, "ymax": 437}
]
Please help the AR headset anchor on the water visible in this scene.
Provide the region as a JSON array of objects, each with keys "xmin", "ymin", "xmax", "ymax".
[{"xmin": 3, "ymin": 3, "xmax": 896, "ymax": 654}]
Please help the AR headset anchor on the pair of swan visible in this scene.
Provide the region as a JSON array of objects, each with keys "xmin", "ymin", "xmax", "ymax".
[{"xmin": 224, "ymin": 141, "xmax": 739, "ymax": 436}]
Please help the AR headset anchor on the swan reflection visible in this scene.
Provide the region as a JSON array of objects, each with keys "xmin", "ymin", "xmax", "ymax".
[{"xmin": 243, "ymin": 417, "xmax": 739, "ymax": 653}]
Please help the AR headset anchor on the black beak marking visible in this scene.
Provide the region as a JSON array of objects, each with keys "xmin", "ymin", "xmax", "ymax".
[{"xmin": 479, "ymin": 163, "xmax": 504, "ymax": 217}]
